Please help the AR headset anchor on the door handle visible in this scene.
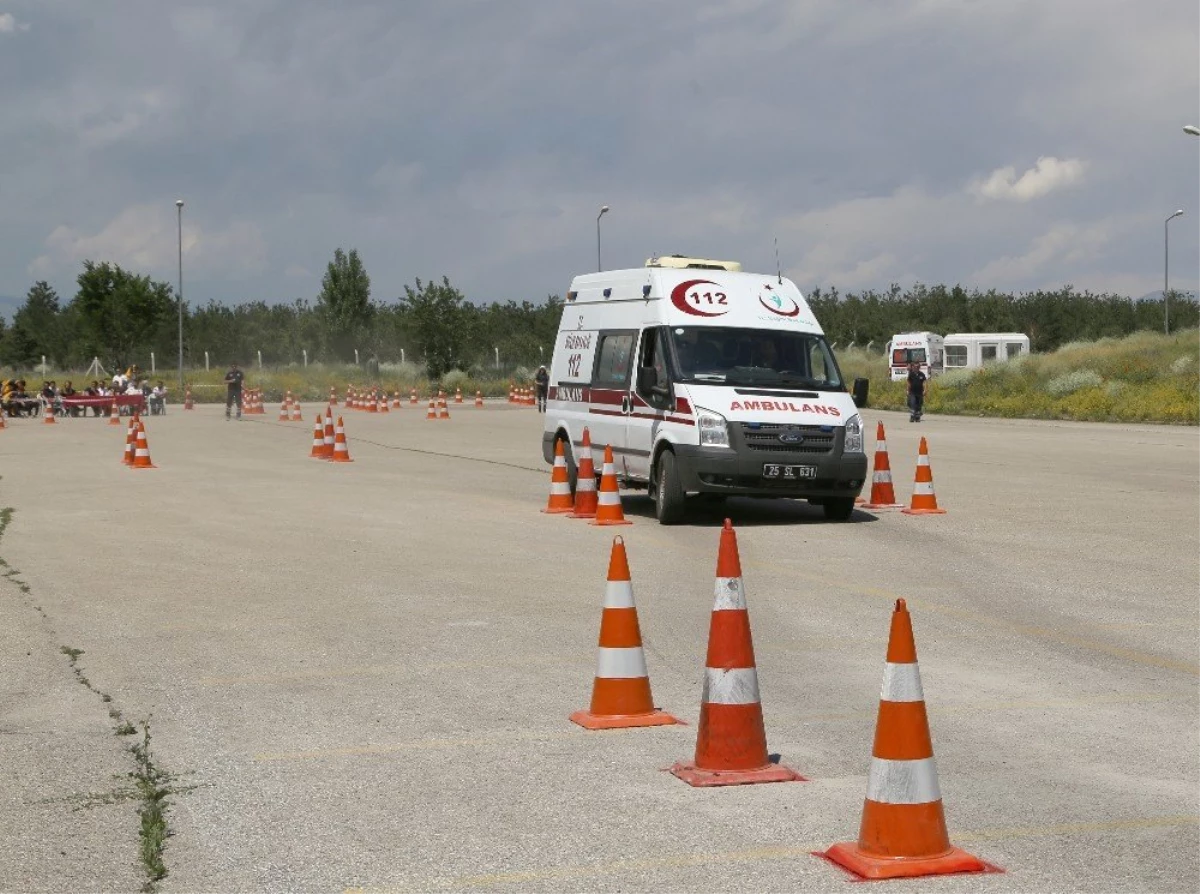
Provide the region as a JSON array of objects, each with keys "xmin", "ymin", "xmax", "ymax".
[{"xmin": 622, "ymin": 395, "xmax": 632, "ymax": 414}]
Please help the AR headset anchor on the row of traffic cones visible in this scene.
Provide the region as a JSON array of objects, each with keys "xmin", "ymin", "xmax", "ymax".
[
  {"xmin": 860, "ymin": 423, "xmax": 946, "ymax": 514},
  {"xmin": 278, "ymin": 392, "xmax": 305, "ymax": 421},
  {"xmin": 509, "ymin": 386, "xmax": 536, "ymax": 406},
  {"xmin": 309, "ymin": 408, "xmax": 353, "ymax": 462},
  {"xmin": 119, "ymin": 415, "xmax": 156, "ymax": 468},
  {"xmin": 576, "ymin": 524, "xmax": 997, "ymax": 880},
  {"xmin": 543, "ymin": 429, "xmax": 629, "ymax": 525}
]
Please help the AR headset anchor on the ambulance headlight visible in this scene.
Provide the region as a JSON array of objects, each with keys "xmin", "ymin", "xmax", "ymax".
[
  {"xmin": 844, "ymin": 413, "xmax": 864, "ymax": 454},
  {"xmin": 696, "ymin": 407, "xmax": 730, "ymax": 448}
]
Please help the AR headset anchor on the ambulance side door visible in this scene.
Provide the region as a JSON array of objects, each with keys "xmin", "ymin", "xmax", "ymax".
[
  {"xmin": 586, "ymin": 329, "xmax": 636, "ymax": 475},
  {"xmin": 625, "ymin": 327, "xmax": 672, "ymax": 481}
]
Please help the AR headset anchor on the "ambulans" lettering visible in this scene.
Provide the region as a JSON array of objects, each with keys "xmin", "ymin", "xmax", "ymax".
[
  {"xmin": 564, "ymin": 334, "xmax": 592, "ymax": 350},
  {"xmin": 729, "ymin": 400, "xmax": 842, "ymax": 416}
]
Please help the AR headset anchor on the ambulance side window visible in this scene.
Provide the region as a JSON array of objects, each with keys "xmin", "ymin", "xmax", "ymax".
[
  {"xmin": 593, "ymin": 332, "xmax": 636, "ymax": 389},
  {"xmin": 636, "ymin": 327, "xmax": 671, "ymax": 410}
]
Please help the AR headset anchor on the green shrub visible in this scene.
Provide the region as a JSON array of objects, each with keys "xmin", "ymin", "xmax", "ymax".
[{"xmin": 1045, "ymin": 369, "xmax": 1103, "ymax": 396}]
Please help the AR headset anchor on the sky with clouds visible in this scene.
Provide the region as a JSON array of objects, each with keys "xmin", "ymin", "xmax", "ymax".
[{"xmin": 1, "ymin": 0, "xmax": 1197, "ymax": 319}]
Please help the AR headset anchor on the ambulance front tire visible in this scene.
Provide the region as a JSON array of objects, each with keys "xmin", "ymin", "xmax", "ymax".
[
  {"xmin": 822, "ymin": 497, "xmax": 856, "ymax": 521},
  {"xmin": 556, "ymin": 432, "xmax": 578, "ymax": 495},
  {"xmin": 654, "ymin": 450, "xmax": 686, "ymax": 525}
]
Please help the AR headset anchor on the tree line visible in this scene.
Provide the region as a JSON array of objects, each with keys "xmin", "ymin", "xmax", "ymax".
[{"xmin": 1, "ymin": 248, "xmax": 1196, "ymax": 377}]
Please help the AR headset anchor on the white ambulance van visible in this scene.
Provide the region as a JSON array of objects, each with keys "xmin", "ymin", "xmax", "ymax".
[
  {"xmin": 886, "ymin": 332, "xmax": 944, "ymax": 381},
  {"xmin": 541, "ymin": 255, "xmax": 868, "ymax": 524}
]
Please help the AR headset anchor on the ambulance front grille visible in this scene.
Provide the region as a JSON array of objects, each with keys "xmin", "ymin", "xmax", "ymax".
[{"xmin": 739, "ymin": 422, "xmax": 835, "ymax": 454}]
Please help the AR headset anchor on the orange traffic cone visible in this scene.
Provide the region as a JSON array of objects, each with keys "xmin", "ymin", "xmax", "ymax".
[
  {"xmin": 474, "ymin": 390, "xmax": 484, "ymax": 408},
  {"xmin": 454, "ymin": 387, "xmax": 463, "ymax": 404},
  {"xmin": 426, "ymin": 399, "xmax": 437, "ymax": 420},
  {"xmin": 570, "ymin": 536, "xmax": 682, "ymax": 730},
  {"xmin": 901, "ymin": 437, "xmax": 946, "ymax": 515},
  {"xmin": 122, "ymin": 417, "xmax": 137, "ymax": 464},
  {"xmin": 184, "ymin": 386, "xmax": 194, "ymax": 410},
  {"xmin": 329, "ymin": 386, "xmax": 337, "ymax": 406},
  {"xmin": 380, "ymin": 394, "xmax": 390, "ymax": 414},
  {"xmin": 278, "ymin": 401, "xmax": 289, "ymax": 422},
  {"xmin": 369, "ymin": 392, "xmax": 378, "ymax": 413},
  {"xmin": 322, "ymin": 409, "xmax": 335, "ymax": 459},
  {"xmin": 291, "ymin": 400, "xmax": 303, "ymax": 421},
  {"xmin": 542, "ymin": 439, "xmax": 574, "ymax": 513},
  {"xmin": 863, "ymin": 422, "xmax": 904, "ymax": 509},
  {"xmin": 670, "ymin": 520, "xmax": 803, "ymax": 787},
  {"xmin": 569, "ymin": 428, "xmax": 599, "ymax": 519},
  {"xmin": 438, "ymin": 395, "xmax": 450, "ymax": 420},
  {"xmin": 508, "ymin": 385, "xmax": 516, "ymax": 403},
  {"xmin": 820, "ymin": 599, "xmax": 996, "ymax": 879},
  {"xmin": 410, "ymin": 388, "xmax": 418, "ymax": 405},
  {"xmin": 392, "ymin": 391, "xmax": 401, "ymax": 408},
  {"xmin": 108, "ymin": 404, "xmax": 122, "ymax": 426},
  {"xmin": 310, "ymin": 416, "xmax": 326, "ymax": 458},
  {"xmin": 329, "ymin": 416, "xmax": 353, "ymax": 462},
  {"xmin": 590, "ymin": 445, "xmax": 631, "ymax": 526},
  {"xmin": 43, "ymin": 403, "xmax": 56, "ymax": 424},
  {"xmin": 130, "ymin": 422, "xmax": 156, "ymax": 469}
]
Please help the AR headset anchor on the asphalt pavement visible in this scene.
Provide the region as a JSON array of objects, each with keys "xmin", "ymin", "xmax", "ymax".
[{"xmin": 0, "ymin": 401, "xmax": 1196, "ymax": 893}]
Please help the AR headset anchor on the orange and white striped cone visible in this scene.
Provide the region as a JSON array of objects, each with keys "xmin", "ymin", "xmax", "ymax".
[
  {"xmin": 323, "ymin": 409, "xmax": 335, "ymax": 459},
  {"xmin": 329, "ymin": 386, "xmax": 337, "ymax": 406},
  {"xmin": 130, "ymin": 422, "xmax": 156, "ymax": 469},
  {"xmin": 108, "ymin": 403, "xmax": 122, "ymax": 425},
  {"xmin": 369, "ymin": 392, "xmax": 379, "ymax": 413},
  {"xmin": 570, "ymin": 536, "xmax": 682, "ymax": 730},
  {"xmin": 438, "ymin": 395, "xmax": 450, "ymax": 420},
  {"xmin": 410, "ymin": 388, "xmax": 418, "ymax": 405},
  {"xmin": 568, "ymin": 427, "xmax": 599, "ymax": 519},
  {"xmin": 392, "ymin": 391, "xmax": 402, "ymax": 408},
  {"xmin": 590, "ymin": 445, "xmax": 632, "ymax": 526},
  {"xmin": 184, "ymin": 387, "xmax": 194, "ymax": 410},
  {"xmin": 122, "ymin": 417, "xmax": 137, "ymax": 464},
  {"xmin": 474, "ymin": 390, "xmax": 484, "ymax": 408},
  {"xmin": 542, "ymin": 439, "xmax": 574, "ymax": 513},
  {"xmin": 329, "ymin": 416, "xmax": 353, "ymax": 462},
  {"xmin": 380, "ymin": 394, "xmax": 390, "ymax": 414},
  {"xmin": 426, "ymin": 399, "xmax": 437, "ymax": 420},
  {"xmin": 285, "ymin": 390, "xmax": 295, "ymax": 409},
  {"xmin": 43, "ymin": 403, "xmax": 56, "ymax": 424},
  {"xmin": 863, "ymin": 422, "xmax": 904, "ymax": 509},
  {"xmin": 670, "ymin": 519, "xmax": 804, "ymax": 787},
  {"xmin": 345, "ymin": 386, "xmax": 353, "ymax": 406},
  {"xmin": 820, "ymin": 599, "xmax": 995, "ymax": 879},
  {"xmin": 291, "ymin": 401, "xmax": 303, "ymax": 421},
  {"xmin": 278, "ymin": 401, "xmax": 289, "ymax": 422},
  {"xmin": 454, "ymin": 388, "xmax": 463, "ymax": 404},
  {"xmin": 310, "ymin": 416, "xmax": 326, "ymax": 458},
  {"xmin": 901, "ymin": 437, "xmax": 946, "ymax": 515}
]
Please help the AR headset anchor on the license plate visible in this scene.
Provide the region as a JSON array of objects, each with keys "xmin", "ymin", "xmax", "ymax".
[{"xmin": 762, "ymin": 463, "xmax": 816, "ymax": 480}]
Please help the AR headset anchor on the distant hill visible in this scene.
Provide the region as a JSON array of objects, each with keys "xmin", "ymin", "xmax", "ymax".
[{"xmin": 1136, "ymin": 289, "xmax": 1199, "ymax": 302}]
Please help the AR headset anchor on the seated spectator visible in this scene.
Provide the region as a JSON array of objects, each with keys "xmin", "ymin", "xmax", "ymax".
[{"xmin": 149, "ymin": 381, "xmax": 167, "ymax": 415}]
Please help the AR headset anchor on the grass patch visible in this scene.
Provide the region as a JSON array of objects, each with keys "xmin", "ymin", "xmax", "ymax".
[
  {"xmin": 130, "ymin": 721, "xmax": 171, "ymax": 891},
  {"xmin": 837, "ymin": 329, "xmax": 1199, "ymax": 424}
]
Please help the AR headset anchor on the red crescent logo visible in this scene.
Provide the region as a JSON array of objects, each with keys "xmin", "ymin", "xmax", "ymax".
[
  {"xmin": 670, "ymin": 279, "xmax": 728, "ymax": 317},
  {"xmin": 759, "ymin": 294, "xmax": 800, "ymax": 317}
]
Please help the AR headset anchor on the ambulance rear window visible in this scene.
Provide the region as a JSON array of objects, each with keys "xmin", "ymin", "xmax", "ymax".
[{"xmin": 893, "ymin": 348, "xmax": 927, "ymax": 365}]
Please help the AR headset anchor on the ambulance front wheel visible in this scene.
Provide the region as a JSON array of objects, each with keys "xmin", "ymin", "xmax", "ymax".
[
  {"xmin": 654, "ymin": 450, "xmax": 686, "ymax": 525},
  {"xmin": 822, "ymin": 497, "xmax": 856, "ymax": 521}
]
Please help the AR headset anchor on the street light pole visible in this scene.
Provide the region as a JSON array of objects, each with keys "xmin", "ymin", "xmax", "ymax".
[
  {"xmin": 176, "ymin": 199, "xmax": 184, "ymax": 393},
  {"xmin": 596, "ymin": 205, "xmax": 609, "ymax": 272},
  {"xmin": 1164, "ymin": 209, "xmax": 1184, "ymax": 335}
]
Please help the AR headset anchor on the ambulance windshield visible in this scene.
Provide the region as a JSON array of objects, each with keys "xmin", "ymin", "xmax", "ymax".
[{"xmin": 668, "ymin": 327, "xmax": 844, "ymax": 390}]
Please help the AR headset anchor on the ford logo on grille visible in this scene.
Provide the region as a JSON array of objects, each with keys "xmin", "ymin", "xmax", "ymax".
[{"xmin": 779, "ymin": 432, "xmax": 804, "ymax": 444}]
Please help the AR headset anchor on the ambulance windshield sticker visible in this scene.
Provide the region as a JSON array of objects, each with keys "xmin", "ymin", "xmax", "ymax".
[
  {"xmin": 758, "ymin": 283, "xmax": 800, "ymax": 317},
  {"xmin": 670, "ymin": 279, "xmax": 730, "ymax": 317}
]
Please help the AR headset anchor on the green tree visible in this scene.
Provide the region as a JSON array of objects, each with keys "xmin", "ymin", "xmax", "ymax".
[
  {"xmin": 70, "ymin": 261, "xmax": 176, "ymax": 370},
  {"xmin": 400, "ymin": 277, "xmax": 470, "ymax": 377},
  {"xmin": 316, "ymin": 248, "xmax": 373, "ymax": 360},
  {"xmin": 2, "ymin": 281, "xmax": 64, "ymax": 368}
]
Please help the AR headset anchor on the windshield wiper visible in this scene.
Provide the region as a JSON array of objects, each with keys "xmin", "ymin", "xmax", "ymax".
[{"xmin": 690, "ymin": 373, "xmax": 726, "ymax": 382}]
